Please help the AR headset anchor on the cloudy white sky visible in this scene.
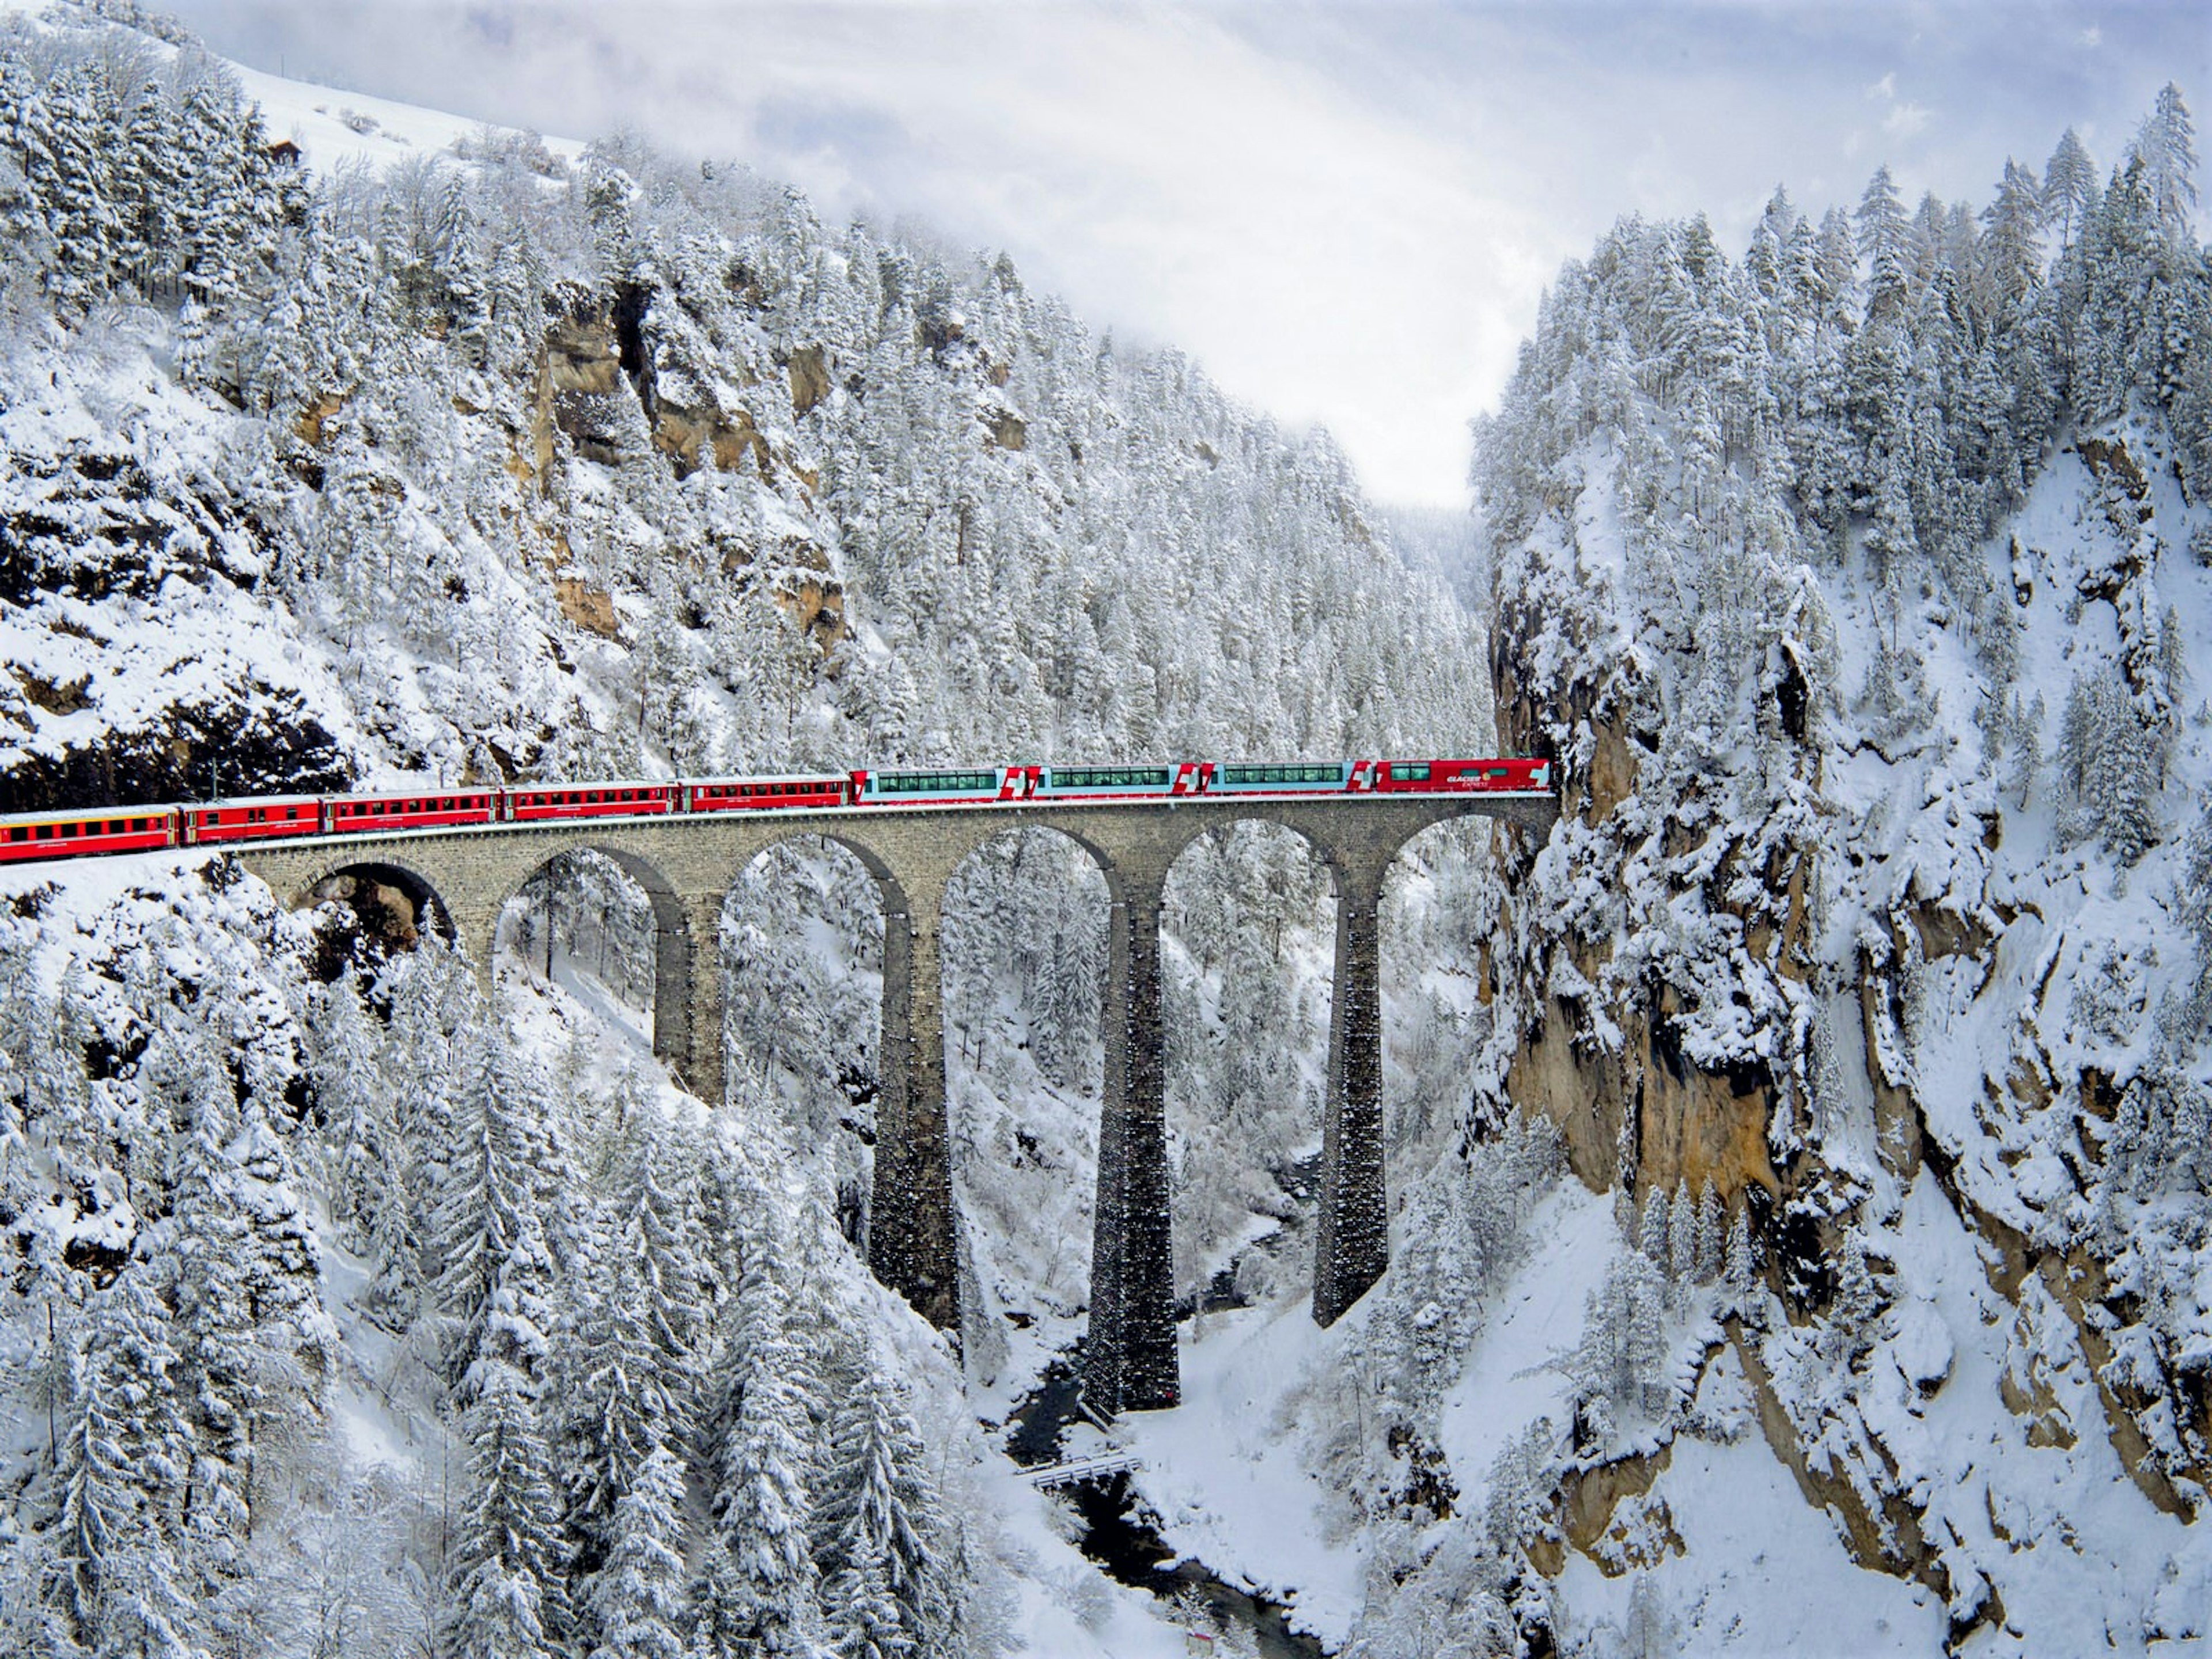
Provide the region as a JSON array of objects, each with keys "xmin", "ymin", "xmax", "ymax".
[{"xmin": 162, "ymin": 1, "xmax": 2207, "ymax": 507}]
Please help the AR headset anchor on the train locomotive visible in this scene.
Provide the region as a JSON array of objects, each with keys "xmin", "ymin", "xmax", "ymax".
[{"xmin": 0, "ymin": 756, "xmax": 1553, "ymax": 866}]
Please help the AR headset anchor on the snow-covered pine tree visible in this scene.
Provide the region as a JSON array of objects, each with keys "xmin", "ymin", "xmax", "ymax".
[
  {"xmin": 1636, "ymin": 1187, "xmax": 1668, "ymax": 1267},
  {"xmin": 701, "ymin": 1257, "xmax": 826, "ymax": 1653},
  {"xmin": 449, "ymin": 1358, "xmax": 574, "ymax": 1658},
  {"xmin": 2133, "ymin": 82, "xmax": 2201, "ymax": 242},
  {"xmin": 302, "ymin": 967, "xmax": 391, "ymax": 1255},
  {"xmin": 1693, "ymin": 1180, "xmax": 1722, "ymax": 1284},
  {"xmin": 554, "ymin": 1119, "xmax": 706, "ymax": 1599},
  {"xmin": 1720, "ymin": 1206, "xmax": 1755, "ymax": 1318},
  {"xmin": 585, "ymin": 1444, "xmax": 690, "ymax": 1659},
  {"xmin": 1830, "ymin": 1230, "xmax": 1881, "ymax": 1362},
  {"xmin": 51, "ymin": 1266, "xmax": 198, "ymax": 1657},
  {"xmin": 2044, "ymin": 128, "xmax": 2100, "ymax": 249},
  {"xmin": 809, "ymin": 1366, "xmax": 952, "ymax": 1657},
  {"xmin": 1666, "ymin": 1182, "xmax": 1698, "ymax": 1288},
  {"xmin": 427, "ymin": 1020, "xmax": 560, "ymax": 1399},
  {"xmin": 162, "ymin": 1097, "xmax": 334, "ymax": 1592}
]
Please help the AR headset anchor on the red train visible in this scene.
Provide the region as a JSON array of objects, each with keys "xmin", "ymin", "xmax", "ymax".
[{"xmin": 0, "ymin": 757, "xmax": 1552, "ymax": 866}]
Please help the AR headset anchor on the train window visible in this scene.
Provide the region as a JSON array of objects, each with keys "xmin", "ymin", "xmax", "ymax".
[
  {"xmin": 36, "ymin": 824, "xmax": 51, "ymax": 839},
  {"xmin": 1390, "ymin": 763, "xmax": 1430, "ymax": 782}
]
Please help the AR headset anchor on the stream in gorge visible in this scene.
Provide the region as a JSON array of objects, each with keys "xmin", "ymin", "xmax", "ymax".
[{"xmin": 1004, "ymin": 1332, "xmax": 1330, "ymax": 1658}]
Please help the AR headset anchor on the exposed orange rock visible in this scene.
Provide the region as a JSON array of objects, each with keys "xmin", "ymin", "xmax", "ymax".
[
  {"xmin": 653, "ymin": 402, "xmax": 770, "ymax": 476},
  {"xmin": 787, "ymin": 345, "xmax": 830, "ymax": 416},
  {"xmin": 295, "ymin": 391, "xmax": 347, "ymax": 448},
  {"xmin": 772, "ymin": 577, "xmax": 847, "ymax": 653},
  {"xmin": 555, "ymin": 578, "xmax": 621, "ymax": 641}
]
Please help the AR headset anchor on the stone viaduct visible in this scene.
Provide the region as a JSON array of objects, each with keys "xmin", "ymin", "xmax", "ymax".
[{"xmin": 236, "ymin": 792, "xmax": 1554, "ymax": 1415}]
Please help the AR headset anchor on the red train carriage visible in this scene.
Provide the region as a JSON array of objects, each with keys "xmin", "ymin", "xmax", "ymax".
[
  {"xmin": 182, "ymin": 796, "xmax": 328, "ymax": 845},
  {"xmin": 501, "ymin": 782, "xmax": 675, "ymax": 823},
  {"xmin": 326, "ymin": 789, "xmax": 499, "ymax": 834},
  {"xmin": 1371, "ymin": 758, "xmax": 1553, "ymax": 793},
  {"xmin": 685, "ymin": 775, "xmax": 850, "ymax": 813},
  {"xmin": 0, "ymin": 808, "xmax": 177, "ymax": 863}
]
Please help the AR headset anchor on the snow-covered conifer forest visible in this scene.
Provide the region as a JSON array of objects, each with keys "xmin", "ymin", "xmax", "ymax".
[{"xmin": 0, "ymin": 1, "xmax": 2208, "ymax": 1653}]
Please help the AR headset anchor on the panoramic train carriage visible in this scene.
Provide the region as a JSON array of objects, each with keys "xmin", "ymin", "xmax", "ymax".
[
  {"xmin": 500, "ymin": 782, "xmax": 675, "ymax": 823},
  {"xmin": 1206, "ymin": 760, "xmax": 1356, "ymax": 795},
  {"xmin": 1035, "ymin": 763, "xmax": 1207, "ymax": 799},
  {"xmin": 0, "ymin": 807, "xmax": 177, "ymax": 863},
  {"xmin": 685, "ymin": 774, "xmax": 850, "ymax": 813},
  {"xmin": 327, "ymin": 789, "xmax": 500, "ymax": 834},
  {"xmin": 182, "ymin": 796, "xmax": 328, "ymax": 844},
  {"xmin": 854, "ymin": 766, "xmax": 1035, "ymax": 804}
]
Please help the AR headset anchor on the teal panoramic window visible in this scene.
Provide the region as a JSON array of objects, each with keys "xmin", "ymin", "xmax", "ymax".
[
  {"xmin": 1053, "ymin": 767, "xmax": 1171, "ymax": 788},
  {"xmin": 1221, "ymin": 763, "xmax": 1343, "ymax": 786},
  {"xmin": 877, "ymin": 771, "xmax": 998, "ymax": 794},
  {"xmin": 1389, "ymin": 763, "xmax": 1431, "ymax": 781}
]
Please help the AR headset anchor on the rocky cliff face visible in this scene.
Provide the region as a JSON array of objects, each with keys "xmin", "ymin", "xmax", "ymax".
[{"xmin": 1459, "ymin": 197, "xmax": 2212, "ymax": 1644}]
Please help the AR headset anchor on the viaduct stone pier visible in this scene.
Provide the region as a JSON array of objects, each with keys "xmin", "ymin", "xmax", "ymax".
[{"xmin": 236, "ymin": 792, "xmax": 1555, "ymax": 1415}]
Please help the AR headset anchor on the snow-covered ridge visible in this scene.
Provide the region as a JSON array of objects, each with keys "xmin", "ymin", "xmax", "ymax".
[{"xmin": 1456, "ymin": 92, "xmax": 2212, "ymax": 1653}]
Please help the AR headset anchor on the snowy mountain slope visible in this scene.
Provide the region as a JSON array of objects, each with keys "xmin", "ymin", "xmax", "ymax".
[
  {"xmin": 0, "ymin": 0, "xmax": 1490, "ymax": 824},
  {"xmin": 0, "ymin": 6, "xmax": 1509, "ymax": 1656},
  {"xmin": 1437, "ymin": 96, "xmax": 2212, "ymax": 1655}
]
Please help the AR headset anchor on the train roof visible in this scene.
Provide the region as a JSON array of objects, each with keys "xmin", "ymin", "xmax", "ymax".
[
  {"xmin": 683, "ymin": 772, "xmax": 849, "ymax": 785},
  {"xmin": 0, "ymin": 804, "xmax": 185, "ymax": 825},
  {"xmin": 329, "ymin": 785, "xmax": 503, "ymax": 801},
  {"xmin": 185, "ymin": 793, "xmax": 331, "ymax": 810}
]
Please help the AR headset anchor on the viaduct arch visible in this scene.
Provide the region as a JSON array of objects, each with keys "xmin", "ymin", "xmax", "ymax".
[{"xmin": 235, "ymin": 792, "xmax": 1555, "ymax": 1415}]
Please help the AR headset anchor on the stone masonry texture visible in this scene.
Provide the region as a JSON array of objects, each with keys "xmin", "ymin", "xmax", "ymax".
[{"xmin": 237, "ymin": 792, "xmax": 1555, "ymax": 1414}]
